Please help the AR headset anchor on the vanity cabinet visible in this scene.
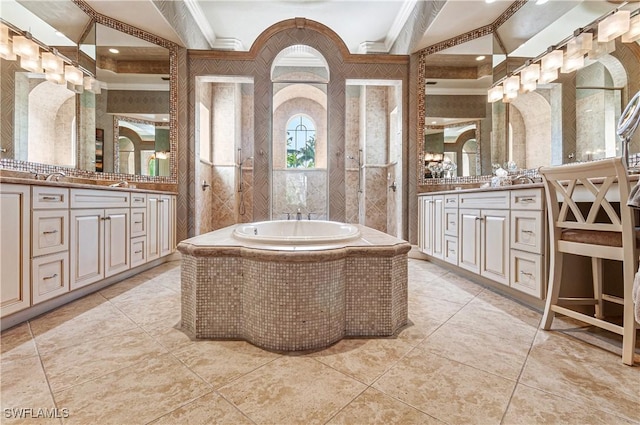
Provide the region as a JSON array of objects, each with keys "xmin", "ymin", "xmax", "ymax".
[
  {"xmin": 420, "ymin": 187, "xmax": 548, "ymax": 297},
  {"xmin": 418, "ymin": 195, "xmax": 444, "ymax": 259},
  {"xmin": 147, "ymin": 194, "xmax": 174, "ymax": 261},
  {"xmin": 458, "ymin": 191, "xmax": 510, "ymax": 285},
  {"xmin": 509, "ymin": 188, "xmax": 547, "ymax": 298},
  {"xmin": 31, "ymin": 186, "xmax": 70, "ymax": 304},
  {"xmin": 130, "ymin": 193, "xmax": 148, "ymax": 268},
  {"xmin": 0, "ymin": 184, "xmax": 31, "ymax": 317},
  {"xmin": 70, "ymin": 189, "xmax": 131, "ymax": 290}
]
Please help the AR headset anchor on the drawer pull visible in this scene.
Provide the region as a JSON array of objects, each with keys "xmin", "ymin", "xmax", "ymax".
[
  {"xmin": 519, "ymin": 198, "xmax": 535, "ymax": 203},
  {"xmin": 42, "ymin": 229, "xmax": 58, "ymax": 235},
  {"xmin": 474, "ymin": 216, "xmax": 483, "ymax": 221},
  {"xmin": 449, "ymin": 221, "xmax": 456, "ymax": 225},
  {"xmin": 100, "ymin": 216, "xmax": 112, "ymax": 221},
  {"xmin": 134, "ymin": 221, "xmax": 143, "ymax": 224},
  {"xmin": 41, "ymin": 196, "xmax": 59, "ymax": 201},
  {"xmin": 520, "ymin": 271, "xmax": 534, "ymax": 278},
  {"xmin": 43, "ymin": 273, "xmax": 58, "ymax": 280},
  {"xmin": 448, "ymin": 249, "xmax": 456, "ymax": 253},
  {"xmin": 134, "ymin": 250, "xmax": 143, "ymax": 254},
  {"xmin": 446, "ymin": 199, "xmax": 456, "ymax": 203},
  {"xmin": 522, "ymin": 230, "xmax": 535, "ymax": 235}
]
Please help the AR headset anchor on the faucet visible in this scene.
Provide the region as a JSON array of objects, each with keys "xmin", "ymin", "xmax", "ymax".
[
  {"xmin": 296, "ymin": 208, "xmax": 302, "ymax": 221},
  {"xmin": 109, "ymin": 180, "xmax": 129, "ymax": 188},
  {"xmin": 45, "ymin": 171, "xmax": 66, "ymax": 181}
]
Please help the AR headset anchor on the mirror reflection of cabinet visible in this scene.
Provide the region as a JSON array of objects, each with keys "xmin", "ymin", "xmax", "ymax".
[{"xmin": 115, "ymin": 117, "xmax": 170, "ymax": 177}]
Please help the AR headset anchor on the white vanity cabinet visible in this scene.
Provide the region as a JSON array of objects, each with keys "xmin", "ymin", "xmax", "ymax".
[
  {"xmin": 509, "ymin": 188, "xmax": 547, "ymax": 298},
  {"xmin": 443, "ymin": 194, "xmax": 459, "ymax": 265},
  {"xmin": 31, "ymin": 186, "xmax": 70, "ymax": 304},
  {"xmin": 130, "ymin": 193, "xmax": 148, "ymax": 268},
  {"xmin": 458, "ymin": 191, "xmax": 510, "ymax": 286},
  {"xmin": 418, "ymin": 194, "xmax": 444, "ymax": 259},
  {"xmin": 70, "ymin": 189, "xmax": 130, "ymax": 289},
  {"xmin": 147, "ymin": 193, "xmax": 174, "ymax": 261},
  {"xmin": 0, "ymin": 184, "xmax": 31, "ymax": 317}
]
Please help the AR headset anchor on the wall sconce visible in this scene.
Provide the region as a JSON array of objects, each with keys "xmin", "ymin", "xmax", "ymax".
[
  {"xmin": 45, "ymin": 72, "xmax": 65, "ymax": 85},
  {"xmin": 566, "ymin": 33, "xmax": 593, "ymax": 57},
  {"xmin": 488, "ymin": 84, "xmax": 504, "ymax": 103},
  {"xmin": 0, "ymin": 23, "xmax": 15, "ymax": 60},
  {"xmin": 622, "ymin": 13, "xmax": 640, "ymax": 42},
  {"xmin": 12, "ymin": 35, "xmax": 39, "ymax": 61},
  {"xmin": 538, "ymin": 68, "xmax": 558, "ymax": 84},
  {"xmin": 19, "ymin": 56, "xmax": 41, "ymax": 73},
  {"xmin": 561, "ymin": 52, "xmax": 585, "ymax": 73},
  {"xmin": 64, "ymin": 65, "xmax": 83, "ymax": 86},
  {"xmin": 520, "ymin": 63, "xmax": 540, "ymax": 84},
  {"xmin": 598, "ymin": 10, "xmax": 630, "ymax": 42}
]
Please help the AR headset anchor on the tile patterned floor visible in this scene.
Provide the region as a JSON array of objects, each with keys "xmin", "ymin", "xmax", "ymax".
[{"xmin": 1, "ymin": 259, "xmax": 639, "ymax": 425}]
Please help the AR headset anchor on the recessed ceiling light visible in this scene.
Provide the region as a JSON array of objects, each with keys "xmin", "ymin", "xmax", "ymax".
[
  {"xmin": 485, "ymin": 0, "xmax": 496, "ymax": 3},
  {"xmin": 162, "ymin": 117, "xmax": 169, "ymax": 121},
  {"xmin": 54, "ymin": 31, "xmax": 65, "ymax": 38},
  {"xmin": 109, "ymin": 48, "xmax": 119, "ymax": 54},
  {"xmin": 431, "ymin": 121, "xmax": 437, "ymax": 124},
  {"xmin": 536, "ymin": 0, "xmax": 549, "ymax": 4},
  {"xmin": 476, "ymin": 55, "xmax": 486, "ymax": 61}
]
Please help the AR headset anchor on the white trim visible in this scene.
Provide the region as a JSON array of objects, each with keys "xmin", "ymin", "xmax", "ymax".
[
  {"xmin": 358, "ymin": 41, "xmax": 388, "ymax": 54},
  {"xmin": 211, "ymin": 38, "xmax": 244, "ymax": 51},
  {"xmin": 384, "ymin": 0, "xmax": 418, "ymax": 51},
  {"xmin": 183, "ymin": 0, "xmax": 217, "ymax": 48}
]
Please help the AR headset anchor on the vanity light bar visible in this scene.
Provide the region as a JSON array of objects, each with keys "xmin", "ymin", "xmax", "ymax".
[
  {"xmin": 42, "ymin": 52, "xmax": 64, "ymax": 74},
  {"xmin": 64, "ymin": 65, "xmax": 84, "ymax": 86},
  {"xmin": 487, "ymin": 6, "xmax": 639, "ymax": 104},
  {"xmin": 13, "ymin": 35, "xmax": 39, "ymax": 61}
]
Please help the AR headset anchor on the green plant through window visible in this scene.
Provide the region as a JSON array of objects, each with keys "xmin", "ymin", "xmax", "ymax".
[{"xmin": 286, "ymin": 115, "xmax": 316, "ymax": 168}]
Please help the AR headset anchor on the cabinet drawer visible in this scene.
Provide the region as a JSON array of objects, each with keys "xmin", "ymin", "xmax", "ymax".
[
  {"xmin": 130, "ymin": 193, "xmax": 147, "ymax": 207},
  {"xmin": 444, "ymin": 236, "xmax": 458, "ymax": 265},
  {"xmin": 459, "ymin": 192, "xmax": 509, "ymax": 209},
  {"xmin": 32, "ymin": 252, "xmax": 69, "ymax": 304},
  {"xmin": 444, "ymin": 194, "xmax": 458, "ymax": 208},
  {"xmin": 511, "ymin": 210, "xmax": 544, "ymax": 254},
  {"xmin": 131, "ymin": 208, "xmax": 147, "ymax": 237},
  {"xmin": 444, "ymin": 208, "xmax": 458, "ymax": 236},
  {"xmin": 71, "ymin": 189, "xmax": 130, "ymax": 209},
  {"xmin": 32, "ymin": 186, "xmax": 69, "ymax": 209},
  {"xmin": 511, "ymin": 188, "xmax": 544, "ymax": 210},
  {"xmin": 131, "ymin": 236, "xmax": 147, "ymax": 268},
  {"xmin": 510, "ymin": 250, "xmax": 545, "ymax": 299},
  {"xmin": 32, "ymin": 210, "xmax": 69, "ymax": 256}
]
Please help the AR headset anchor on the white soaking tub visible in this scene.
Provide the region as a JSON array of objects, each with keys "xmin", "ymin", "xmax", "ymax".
[{"xmin": 233, "ymin": 220, "xmax": 360, "ymax": 244}]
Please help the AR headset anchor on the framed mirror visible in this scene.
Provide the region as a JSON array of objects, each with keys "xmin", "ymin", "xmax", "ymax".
[{"xmin": 0, "ymin": 0, "xmax": 177, "ymax": 183}]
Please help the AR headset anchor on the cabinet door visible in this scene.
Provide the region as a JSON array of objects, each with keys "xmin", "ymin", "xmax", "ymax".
[
  {"xmin": 418, "ymin": 196, "xmax": 425, "ymax": 251},
  {"xmin": 458, "ymin": 209, "xmax": 480, "ymax": 274},
  {"xmin": 159, "ymin": 195, "xmax": 172, "ymax": 257},
  {"xmin": 481, "ymin": 209, "xmax": 510, "ymax": 285},
  {"xmin": 147, "ymin": 195, "xmax": 160, "ymax": 261},
  {"xmin": 0, "ymin": 185, "xmax": 30, "ymax": 317},
  {"xmin": 422, "ymin": 197, "xmax": 433, "ymax": 255},
  {"xmin": 105, "ymin": 208, "xmax": 130, "ymax": 277},
  {"xmin": 70, "ymin": 209, "xmax": 104, "ymax": 289},
  {"xmin": 432, "ymin": 196, "xmax": 444, "ymax": 259}
]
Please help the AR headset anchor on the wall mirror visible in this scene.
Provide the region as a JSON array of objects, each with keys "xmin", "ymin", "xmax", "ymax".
[
  {"xmin": 115, "ymin": 116, "xmax": 170, "ymax": 176},
  {"xmin": 420, "ymin": 35, "xmax": 493, "ymax": 181},
  {"xmin": 1, "ymin": 0, "xmax": 175, "ymax": 182}
]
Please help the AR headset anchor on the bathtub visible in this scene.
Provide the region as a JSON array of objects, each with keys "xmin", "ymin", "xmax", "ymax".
[
  {"xmin": 233, "ymin": 220, "xmax": 360, "ymax": 244},
  {"xmin": 178, "ymin": 222, "xmax": 410, "ymax": 351}
]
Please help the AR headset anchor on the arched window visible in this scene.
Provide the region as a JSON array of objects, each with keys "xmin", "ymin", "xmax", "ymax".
[{"xmin": 286, "ymin": 114, "xmax": 316, "ymax": 168}]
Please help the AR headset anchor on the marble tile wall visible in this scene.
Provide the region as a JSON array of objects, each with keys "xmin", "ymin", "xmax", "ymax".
[{"xmin": 272, "ymin": 170, "xmax": 327, "ymax": 220}]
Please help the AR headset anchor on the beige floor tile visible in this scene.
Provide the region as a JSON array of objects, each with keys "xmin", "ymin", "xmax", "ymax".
[
  {"xmin": 399, "ymin": 297, "xmax": 464, "ymax": 343},
  {"xmin": 472, "ymin": 290, "xmax": 542, "ymax": 327},
  {"xmin": 30, "ymin": 294, "xmax": 137, "ymax": 353},
  {"xmin": 1, "ymin": 355, "xmax": 60, "ymax": 425},
  {"xmin": 109, "ymin": 285, "xmax": 181, "ymax": 327},
  {"xmin": 172, "ymin": 340, "xmax": 280, "ymax": 389},
  {"xmin": 1, "ymin": 323, "xmax": 38, "ymax": 363},
  {"xmin": 98, "ymin": 275, "xmax": 160, "ymax": 300},
  {"xmin": 373, "ymin": 349, "xmax": 516, "ymax": 425},
  {"xmin": 446, "ymin": 300, "xmax": 539, "ymax": 345},
  {"xmin": 408, "ymin": 259, "xmax": 449, "ymax": 276},
  {"xmin": 420, "ymin": 321, "xmax": 532, "ymax": 380},
  {"xmin": 53, "ymin": 353, "xmax": 210, "ymax": 425},
  {"xmin": 142, "ymin": 320, "xmax": 195, "ymax": 352},
  {"xmin": 149, "ymin": 391, "xmax": 253, "ymax": 425},
  {"xmin": 40, "ymin": 327, "xmax": 169, "ymax": 392},
  {"xmin": 503, "ymin": 384, "xmax": 636, "ymax": 425},
  {"xmin": 327, "ymin": 387, "xmax": 443, "ymax": 425},
  {"xmin": 310, "ymin": 337, "xmax": 415, "ymax": 384},
  {"xmin": 410, "ymin": 277, "xmax": 479, "ymax": 305},
  {"xmin": 520, "ymin": 332, "xmax": 640, "ymax": 422},
  {"xmin": 219, "ymin": 356, "xmax": 366, "ymax": 425}
]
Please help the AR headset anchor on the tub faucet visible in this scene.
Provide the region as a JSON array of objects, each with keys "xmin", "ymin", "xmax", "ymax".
[
  {"xmin": 296, "ymin": 208, "xmax": 302, "ymax": 221},
  {"xmin": 45, "ymin": 171, "xmax": 66, "ymax": 181}
]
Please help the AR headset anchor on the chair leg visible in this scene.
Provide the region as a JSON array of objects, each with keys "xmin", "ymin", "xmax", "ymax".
[
  {"xmin": 622, "ymin": 259, "xmax": 637, "ymax": 366},
  {"xmin": 542, "ymin": 251, "xmax": 564, "ymax": 330},
  {"xmin": 592, "ymin": 258, "xmax": 604, "ymax": 320}
]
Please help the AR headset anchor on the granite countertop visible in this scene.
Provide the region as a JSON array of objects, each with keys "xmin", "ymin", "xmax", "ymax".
[
  {"xmin": 0, "ymin": 176, "xmax": 178, "ymax": 195},
  {"xmin": 418, "ymin": 182, "xmax": 544, "ymax": 196}
]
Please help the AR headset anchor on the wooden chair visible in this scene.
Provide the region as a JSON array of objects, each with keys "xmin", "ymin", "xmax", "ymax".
[{"xmin": 539, "ymin": 157, "xmax": 638, "ymax": 365}]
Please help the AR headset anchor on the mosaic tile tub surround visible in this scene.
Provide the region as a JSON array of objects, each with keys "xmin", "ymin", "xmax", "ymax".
[{"xmin": 178, "ymin": 224, "xmax": 410, "ymax": 351}]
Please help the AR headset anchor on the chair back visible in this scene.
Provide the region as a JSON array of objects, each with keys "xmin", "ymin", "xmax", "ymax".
[{"xmin": 539, "ymin": 157, "xmax": 635, "ymax": 252}]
